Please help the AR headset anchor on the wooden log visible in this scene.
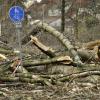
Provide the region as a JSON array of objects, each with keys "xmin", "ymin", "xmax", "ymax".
[
  {"xmin": 1, "ymin": 70, "xmax": 100, "ymax": 85},
  {"xmin": 33, "ymin": 21, "xmax": 100, "ymax": 64},
  {"xmin": 0, "ymin": 76, "xmax": 53, "ymax": 87},
  {"xmin": 30, "ymin": 35, "xmax": 99, "ymax": 62},
  {"xmin": 0, "ymin": 48, "xmax": 13, "ymax": 54},
  {"xmin": 77, "ymin": 49, "xmax": 98, "ymax": 62},
  {"xmin": 0, "ymin": 76, "xmax": 19, "ymax": 82},
  {"xmin": 23, "ymin": 56, "xmax": 72, "ymax": 67},
  {"xmin": 0, "ymin": 47, "xmax": 36, "ymax": 56},
  {"xmin": 30, "ymin": 35, "xmax": 73, "ymax": 65},
  {"xmin": 0, "ymin": 54, "xmax": 8, "ymax": 61},
  {"xmin": 21, "ymin": 17, "xmax": 82, "ymax": 63},
  {"xmin": 15, "ymin": 73, "xmax": 63, "ymax": 79},
  {"xmin": 30, "ymin": 35, "xmax": 56, "ymax": 58},
  {"xmin": 0, "ymin": 83, "xmax": 27, "ymax": 87},
  {"xmin": 34, "ymin": 21, "xmax": 82, "ymax": 63},
  {"xmin": 58, "ymin": 70, "xmax": 100, "ymax": 82},
  {"xmin": 83, "ymin": 40, "xmax": 100, "ymax": 50}
]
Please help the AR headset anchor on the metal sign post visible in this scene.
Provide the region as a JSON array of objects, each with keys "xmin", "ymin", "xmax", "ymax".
[
  {"xmin": 9, "ymin": 6, "xmax": 25, "ymax": 72},
  {"xmin": 15, "ymin": 23, "xmax": 23, "ymax": 64}
]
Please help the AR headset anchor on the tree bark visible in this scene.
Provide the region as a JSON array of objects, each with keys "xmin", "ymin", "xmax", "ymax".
[
  {"xmin": 0, "ymin": 76, "xmax": 53, "ymax": 87},
  {"xmin": 23, "ymin": 56, "xmax": 72, "ymax": 67},
  {"xmin": 59, "ymin": 70, "xmax": 100, "ymax": 82},
  {"xmin": 61, "ymin": 0, "xmax": 65, "ymax": 32},
  {"xmin": 30, "ymin": 35, "xmax": 56, "ymax": 58},
  {"xmin": 35, "ymin": 21, "xmax": 82, "ymax": 64},
  {"xmin": 77, "ymin": 49, "xmax": 98, "ymax": 62}
]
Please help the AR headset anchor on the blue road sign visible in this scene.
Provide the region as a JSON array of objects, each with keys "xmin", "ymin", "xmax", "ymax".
[{"xmin": 9, "ymin": 6, "xmax": 25, "ymax": 23}]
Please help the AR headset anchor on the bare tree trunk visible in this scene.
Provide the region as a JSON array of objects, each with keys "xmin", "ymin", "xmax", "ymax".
[{"xmin": 61, "ymin": 0, "xmax": 65, "ymax": 32}]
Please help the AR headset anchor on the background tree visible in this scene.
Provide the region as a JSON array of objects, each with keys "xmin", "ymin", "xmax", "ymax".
[{"xmin": 61, "ymin": 0, "xmax": 65, "ymax": 32}]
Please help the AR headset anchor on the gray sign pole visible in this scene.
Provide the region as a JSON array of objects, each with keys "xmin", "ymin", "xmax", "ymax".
[
  {"xmin": 9, "ymin": 6, "xmax": 25, "ymax": 73},
  {"xmin": 12, "ymin": 23, "xmax": 23, "ymax": 74},
  {"xmin": 15, "ymin": 23, "xmax": 22, "ymax": 65}
]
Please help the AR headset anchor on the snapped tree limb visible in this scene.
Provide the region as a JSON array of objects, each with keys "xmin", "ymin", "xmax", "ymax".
[
  {"xmin": 30, "ymin": 35, "xmax": 56, "ymax": 58},
  {"xmin": 34, "ymin": 21, "xmax": 82, "ymax": 64}
]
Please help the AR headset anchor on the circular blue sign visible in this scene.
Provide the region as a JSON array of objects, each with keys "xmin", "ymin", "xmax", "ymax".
[{"xmin": 9, "ymin": 6, "xmax": 25, "ymax": 23}]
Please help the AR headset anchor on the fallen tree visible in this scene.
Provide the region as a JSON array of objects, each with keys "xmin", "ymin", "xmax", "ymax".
[
  {"xmin": 23, "ymin": 56, "xmax": 72, "ymax": 67},
  {"xmin": 1, "ymin": 70, "xmax": 100, "ymax": 86},
  {"xmin": 58, "ymin": 70, "xmax": 100, "ymax": 82},
  {"xmin": 35, "ymin": 21, "xmax": 82, "ymax": 63},
  {"xmin": 21, "ymin": 19, "xmax": 82, "ymax": 63},
  {"xmin": 30, "ymin": 35, "xmax": 100, "ymax": 62}
]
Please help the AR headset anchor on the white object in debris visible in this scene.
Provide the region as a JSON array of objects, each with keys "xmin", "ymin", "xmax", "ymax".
[
  {"xmin": 96, "ymin": 14, "xmax": 100, "ymax": 20},
  {"xmin": 23, "ymin": 0, "xmax": 35, "ymax": 9},
  {"xmin": 29, "ymin": 19, "xmax": 40, "ymax": 25},
  {"xmin": 27, "ymin": 14, "xmax": 32, "ymax": 19},
  {"xmin": 37, "ymin": 0, "xmax": 42, "ymax": 3},
  {"xmin": 23, "ymin": 0, "xmax": 42, "ymax": 9},
  {"xmin": 31, "ymin": 20, "xmax": 40, "ymax": 24},
  {"xmin": 14, "ymin": 49, "xmax": 20, "ymax": 54},
  {"xmin": 0, "ymin": 54, "xmax": 7, "ymax": 60}
]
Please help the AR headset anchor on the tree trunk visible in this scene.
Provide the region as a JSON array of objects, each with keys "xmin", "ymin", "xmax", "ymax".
[
  {"xmin": 61, "ymin": 0, "xmax": 65, "ymax": 32},
  {"xmin": 23, "ymin": 56, "xmax": 72, "ymax": 67},
  {"xmin": 35, "ymin": 21, "xmax": 82, "ymax": 64}
]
